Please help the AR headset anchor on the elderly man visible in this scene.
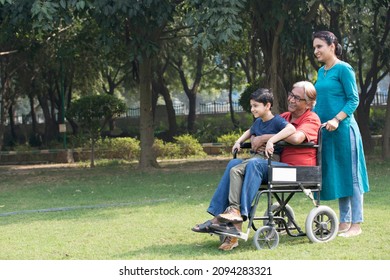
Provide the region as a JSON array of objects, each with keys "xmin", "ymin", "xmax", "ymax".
[{"xmin": 192, "ymin": 81, "xmax": 321, "ymax": 251}]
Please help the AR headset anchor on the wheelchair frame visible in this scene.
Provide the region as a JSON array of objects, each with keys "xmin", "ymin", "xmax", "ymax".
[{"xmin": 214, "ymin": 127, "xmax": 339, "ymax": 249}]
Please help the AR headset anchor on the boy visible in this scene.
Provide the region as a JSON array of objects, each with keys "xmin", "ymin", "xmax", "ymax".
[{"xmin": 216, "ymin": 88, "xmax": 295, "ymax": 224}]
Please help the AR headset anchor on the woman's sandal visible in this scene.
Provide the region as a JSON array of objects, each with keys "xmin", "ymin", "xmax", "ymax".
[{"xmin": 191, "ymin": 220, "xmax": 215, "ymax": 233}]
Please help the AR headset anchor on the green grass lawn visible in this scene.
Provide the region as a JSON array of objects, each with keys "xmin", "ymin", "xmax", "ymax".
[{"xmin": 0, "ymin": 157, "xmax": 389, "ymax": 260}]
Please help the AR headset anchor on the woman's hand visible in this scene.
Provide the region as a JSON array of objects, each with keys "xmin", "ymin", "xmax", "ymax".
[{"xmin": 324, "ymin": 118, "xmax": 339, "ymax": 131}]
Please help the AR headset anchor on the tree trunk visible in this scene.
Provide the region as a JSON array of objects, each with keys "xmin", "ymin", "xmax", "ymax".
[
  {"xmin": 138, "ymin": 55, "xmax": 159, "ymax": 169},
  {"xmin": 382, "ymin": 83, "xmax": 390, "ymax": 160},
  {"xmin": 187, "ymin": 93, "xmax": 197, "ymax": 133},
  {"xmin": 250, "ymin": 28, "xmax": 258, "ymax": 83},
  {"xmin": 228, "ymin": 55, "xmax": 239, "ymax": 128},
  {"xmin": 269, "ymin": 18, "xmax": 285, "ymax": 114},
  {"xmin": 28, "ymin": 92, "xmax": 38, "ymax": 135},
  {"xmin": 175, "ymin": 47, "xmax": 203, "ymax": 134},
  {"xmin": 356, "ymin": 100, "xmax": 373, "ymax": 153},
  {"xmin": 37, "ymin": 94, "xmax": 58, "ymax": 145},
  {"xmin": 160, "ymin": 86, "xmax": 177, "ymax": 140},
  {"xmin": 90, "ymin": 136, "xmax": 95, "ymax": 168},
  {"xmin": 0, "ymin": 88, "xmax": 6, "ymax": 154},
  {"xmin": 8, "ymin": 105, "xmax": 17, "ymax": 142},
  {"xmin": 152, "ymin": 76, "xmax": 177, "ymax": 141}
]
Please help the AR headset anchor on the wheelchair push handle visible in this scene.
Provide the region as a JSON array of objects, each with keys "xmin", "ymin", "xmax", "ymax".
[{"xmin": 233, "ymin": 142, "xmax": 251, "ymax": 158}]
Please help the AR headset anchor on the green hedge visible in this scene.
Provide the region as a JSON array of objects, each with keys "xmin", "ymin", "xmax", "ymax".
[
  {"xmin": 95, "ymin": 137, "xmax": 141, "ymax": 160},
  {"xmin": 217, "ymin": 130, "xmax": 244, "ymax": 147},
  {"xmin": 153, "ymin": 134, "xmax": 207, "ymax": 159},
  {"xmin": 92, "ymin": 134, "xmax": 207, "ymax": 160}
]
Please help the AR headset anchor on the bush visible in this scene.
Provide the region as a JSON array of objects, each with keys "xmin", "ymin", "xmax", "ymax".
[
  {"xmin": 12, "ymin": 143, "xmax": 32, "ymax": 152},
  {"xmin": 216, "ymin": 130, "xmax": 252, "ymax": 157},
  {"xmin": 95, "ymin": 137, "xmax": 140, "ymax": 161},
  {"xmin": 153, "ymin": 139, "xmax": 181, "ymax": 159},
  {"xmin": 217, "ymin": 130, "xmax": 245, "ymax": 147},
  {"xmin": 174, "ymin": 134, "xmax": 207, "ymax": 158},
  {"xmin": 193, "ymin": 116, "xmax": 222, "ymax": 143},
  {"xmin": 154, "ymin": 135, "xmax": 206, "ymax": 159},
  {"xmin": 71, "ymin": 135, "xmax": 205, "ymax": 161},
  {"xmin": 193, "ymin": 114, "xmax": 252, "ymax": 143},
  {"xmin": 370, "ymin": 107, "xmax": 386, "ymax": 135}
]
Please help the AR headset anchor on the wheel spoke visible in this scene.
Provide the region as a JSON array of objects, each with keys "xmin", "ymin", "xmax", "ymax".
[{"xmin": 313, "ymin": 212, "xmax": 334, "ymax": 240}]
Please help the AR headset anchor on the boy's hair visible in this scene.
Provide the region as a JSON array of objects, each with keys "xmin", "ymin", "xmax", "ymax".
[{"xmin": 250, "ymin": 88, "xmax": 273, "ymax": 108}]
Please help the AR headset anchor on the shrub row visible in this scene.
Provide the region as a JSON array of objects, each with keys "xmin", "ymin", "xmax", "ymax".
[
  {"xmin": 6, "ymin": 132, "xmax": 246, "ymax": 162},
  {"xmin": 93, "ymin": 134, "xmax": 208, "ymax": 161}
]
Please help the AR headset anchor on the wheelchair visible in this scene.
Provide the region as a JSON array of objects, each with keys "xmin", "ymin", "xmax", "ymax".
[{"xmin": 213, "ymin": 127, "xmax": 339, "ymax": 250}]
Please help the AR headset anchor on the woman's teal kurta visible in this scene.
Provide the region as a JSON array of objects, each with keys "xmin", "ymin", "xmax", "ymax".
[{"xmin": 314, "ymin": 61, "xmax": 370, "ymax": 200}]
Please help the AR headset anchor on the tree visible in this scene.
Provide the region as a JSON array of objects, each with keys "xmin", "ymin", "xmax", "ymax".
[
  {"xmin": 213, "ymin": 33, "xmax": 253, "ymax": 129},
  {"xmin": 170, "ymin": 46, "xmax": 204, "ymax": 133},
  {"xmin": 90, "ymin": 0, "xmax": 247, "ymax": 169},
  {"xmin": 349, "ymin": 1, "xmax": 390, "ymax": 151},
  {"xmin": 0, "ymin": 0, "xmax": 30, "ymax": 151},
  {"xmin": 152, "ymin": 57, "xmax": 178, "ymax": 141},
  {"xmin": 0, "ymin": 0, "xmax": 101, "ymax": 149},
  {"xmin": 87, "ymin": 0, "xmax": 178, "ymax": 169},
  {"xmin": 249, "ymin": 0, "xmax": 321, "ymax": 112},
  {"xmin": 6, "ymin": 0, "xmax": 387, "ymax": 161},
  {"xmin": 1, "ymin": 0, "xmax": 246, "ymax": 168},
  {"xmin": 66, "ymin": 94, "xmax": 126, "ymax": 167}
]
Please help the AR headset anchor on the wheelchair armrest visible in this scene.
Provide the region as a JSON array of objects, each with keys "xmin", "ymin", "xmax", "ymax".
[
  {"xmin": 240, "ymin": 142, "xmax": 252, "ymax": 149},
  {"xmin": 276, "ymin": 141, "xmax": 317, "ymax": 148},
  {"xmin": 232, "ymin": 141, "xmax": 317, "ymax": 159}
]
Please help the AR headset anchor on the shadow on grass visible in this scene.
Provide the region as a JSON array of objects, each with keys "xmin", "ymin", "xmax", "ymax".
[
  {"xmin": 115, "ymin": 232, "xmax": 312, "ymax": 260},
  {"xmin": 0, "ymin": 199, "xmax": 169, "ymax": 226},
  {"xmin": 115, "ymin": 240, "xmax": 244, "ymax": 259}
]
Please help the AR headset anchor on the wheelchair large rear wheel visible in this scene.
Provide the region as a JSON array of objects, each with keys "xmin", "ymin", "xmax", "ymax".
[
  {"xmin": 253, "ymin": 226, "xmax": 279, "ymax": 250},
  {"xmin": 305, "ymin": 205, "xmax": 338, "ymax": 243}
]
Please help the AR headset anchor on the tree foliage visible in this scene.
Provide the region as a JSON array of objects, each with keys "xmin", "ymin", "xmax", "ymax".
[
  {"xmin": 1, "ymin": 0, "xmax": 389, "ymax": 163},
  {"xmin": 66, "ymin": 94, "xmax": 126, "ymax": 167}
]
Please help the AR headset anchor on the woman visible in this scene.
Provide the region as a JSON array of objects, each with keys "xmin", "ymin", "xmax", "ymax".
[{"xmin": 312, "ymin": 31, "xmax": 370, "ymax": 237}]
